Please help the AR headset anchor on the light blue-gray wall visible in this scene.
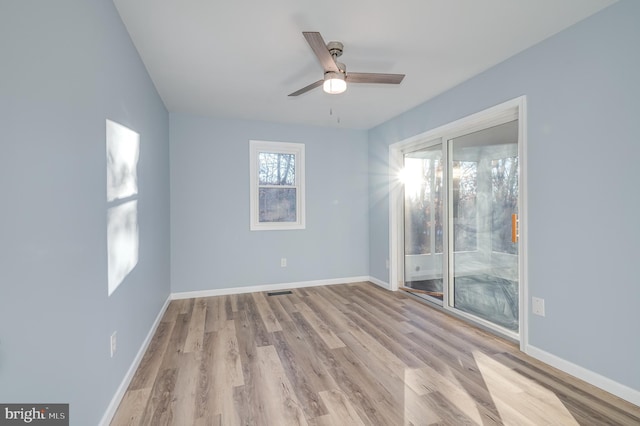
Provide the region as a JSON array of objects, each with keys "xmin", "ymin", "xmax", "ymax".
[
  {"xmin": 0, "ymin": 1, "xmax": 170, "ymax": 425},
  {"xmin": 369, "ymin": 0, "xmax": 639, "ymax": 392},
  {"xmin": 170, "ymin": 114, "xmax": 369, "ymax": 292}
]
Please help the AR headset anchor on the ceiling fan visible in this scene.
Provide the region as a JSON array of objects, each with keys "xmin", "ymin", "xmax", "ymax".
[{"xmin": 289, "ymin": 31, "xmax": 405, "ymax": 96}]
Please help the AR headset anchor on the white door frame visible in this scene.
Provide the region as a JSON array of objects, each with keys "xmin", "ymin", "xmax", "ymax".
[{"xmin": 388, "ymin": 96, "xmax": 528, "ymax": 349}]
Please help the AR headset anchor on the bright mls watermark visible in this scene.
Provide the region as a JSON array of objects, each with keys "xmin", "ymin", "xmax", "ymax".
[{"xmin": 0, "ymin": 404, "xmax": 68, "ymax": 425}]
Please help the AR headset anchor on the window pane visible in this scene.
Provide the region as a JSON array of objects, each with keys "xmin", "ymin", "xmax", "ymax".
[
  {"xmin": 491, "ymin": 157, "xmax": 519, "ymax": 254},
  {"xmin": 403, "ymin": 156, "xmax": 443, "ymax": 255},
  {"xmin": 452, "ymin": 161, "xmax": 478, "ymax": 251},
  {"xmin": 259, "ymin": 188, "xmax": 297, "ymax": 222},
  {"xmin": 258, "ymin": 152, "xmax": 295, "ymax": 185}
]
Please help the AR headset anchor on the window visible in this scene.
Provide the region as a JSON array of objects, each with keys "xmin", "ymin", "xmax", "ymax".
[
  {"xmin": 250, "ymin": 140, "xmax": 305, "ymax": 230},
  {"xmin": 403, "ymin": 153, "xmax": 444, "ymax": 256},
  {"xmin": 452, "ymin": 160, "xmax": 478, "ymax": 252}
]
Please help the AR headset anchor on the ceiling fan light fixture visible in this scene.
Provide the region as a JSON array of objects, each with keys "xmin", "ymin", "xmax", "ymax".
[
  {"xmin": 288, "ymin": 32, "xmax": 405, "ymax": 97},
  {"xmin": 323, "ymin": 71, "xmax": 346, "ymax": 94}
]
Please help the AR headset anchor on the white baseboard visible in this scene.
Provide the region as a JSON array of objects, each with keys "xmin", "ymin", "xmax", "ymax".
[
  {"xmin": 99, "ymin": 295, "xmax": 171, "ymax": 426},
  {"xmin": 525, "ymin": 344, "xmax": 640, "ymax": 406},
  {"xmin": 171, "ymin": 276, "xmax": 371, "ymax": 300},
  {"xmin": 367, "ymin": 276, "xmax": 391, "ymax": 290}
]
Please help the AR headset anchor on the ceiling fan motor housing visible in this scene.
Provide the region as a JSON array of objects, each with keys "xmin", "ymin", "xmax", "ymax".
[{"xmin": 326, "ymin": 41, "xmax": 344, "ymax": 57}]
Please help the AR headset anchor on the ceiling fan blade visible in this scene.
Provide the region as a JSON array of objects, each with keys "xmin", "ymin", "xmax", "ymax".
[
  {"xmin": 347, "ymin": 72, "xmax": 405, "ymax": 84},
  {"xmin": 303, "ymin": 32, "xmax": 339, "ymax": 73},
  {"xmin": 288, "ymin": 80, "xmax": 323, "ymax": 96}
]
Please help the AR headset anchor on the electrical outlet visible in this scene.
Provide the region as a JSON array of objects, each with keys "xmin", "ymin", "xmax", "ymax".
[
  {"xmin": 532, "ymin": 297, "xmax": 545, "ymax": 317},
  {"xmin": 110, "ymin": 331, "xmax": 117, "ymax": 357},
  {"xmin": 281, "ymin": 258, "xmax": 287, "ymax": 267}
]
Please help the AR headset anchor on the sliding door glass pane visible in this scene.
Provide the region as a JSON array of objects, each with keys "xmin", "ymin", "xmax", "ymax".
[
  {"xmin": 450, "ymin": 121, "xmax": 519, "ymax": 332},
  {"xmin": 403, "ymin": 143, "xmax": 444, "ymax": 302}
]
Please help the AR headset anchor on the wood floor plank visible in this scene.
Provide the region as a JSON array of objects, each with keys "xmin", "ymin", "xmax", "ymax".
[
  {"xmin": 180, "ymin": 298, "xmax": 194, "ymax": 315},
  {"xmin": 216, "ymin": 320, "xmax": 245, "ymax": 388},
  {"xmin": 160, "ymin": 300, "xmax": 183, "ymax": 324},
  {"xmin": 172, "ymin": 352, "xmax": 199, "ymax": 426},
  {"xmin": 295, "ymin": 302, "xmax": 345, "ymax": 349},
  {"xmin": 270, "ymin": 324, "xmax": 332, "ymax": 418},
  {"xmin": 264, "ymin": 293, "xmax": 294, "ymax": 324},
  {"xmin": 342, "ymin": 301, "xmax": 440, "ymax": 370},
  {"xmin": 419, "ymin": 390, "xmax": 479, "ymax": 426},
  {"xmin": 313, "ymin": 284, "xmax": 352, "ymax": 306},
  {"xmin": 233, "ymin": 296, "xmax": 265, "ymax": 426},
  {"xmin": 331, "ymin": 344, "xmax": 404, "ymax": 425},
  {"xmin": 184, "ymin": 299, "xmax": 207, "ymax": 353},
  {"xmin": 337, "ymin": 329, "xmax": 407, "ymax": 379},
  {"xmin": 228, "ymin": 294, "xmax": 238, "ymax": 314},
  {"xmin": 136, "ymin": 368, "xmax": 177, "ymax": 426},
  {"xmin": 254, "ymin": 345, "xmax": 309, "ymax": 426},
  {"xmin": 110, "ymin": 388, "xmax": 152, "ymax": 426},
  {"xmin": 252, "ymin": 292, "xmax": 283, "ymax": 333},
  {"xmin": 401, "ymin": 386, "xmax": 443, "ymax": 426},
  {"xmin": 193, "ymin": 332, "xmax": 212, "ymax": 421},
  {"xmin": 335, "ymin": 331, "xmax": 433, "ymax": 425},
  {"xmin": 197, "ymin": 320, "xmax": 245, "ymax": 424},
  {"xmin": 128, "ymin": 321, "xmax": 175, "ymax": 391},
  {"xmin": 318, "ymin": 389, "xmax": 366, "ymax": 426},
  {"xmin": 350, "ymin": 288, "xmax": 412, "ymax": 323},
  {"xmin": 401, "ymin": 302, "xmax": 516, "ymax": 356},
  {"xmin": 112, "ymin": 282, "xmax": 640, "ymax": 425},
  {"xmin": 204, "ymin": 296, "xmax": 225, "ymax": 333},
  {"xmin": 159, "ymin": 312, "xmax": 190, "ymax": 369},
  {"xmin": 298, "ymin": 289, "xmax": 354, "ymax": 336},
  {"xmin": 289, "ymin": 310, "xmax": 393, "ymax": 425},
  {"xmin": 236, "ymin": 293, "xmax": 272, "ymax": 347}
]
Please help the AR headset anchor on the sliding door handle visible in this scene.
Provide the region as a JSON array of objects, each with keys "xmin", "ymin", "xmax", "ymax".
[{"xmin": 511, "ymin": 214, "xmax": 519, "ymax": 243}]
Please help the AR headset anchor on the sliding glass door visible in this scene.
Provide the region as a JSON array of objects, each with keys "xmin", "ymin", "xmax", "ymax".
[
  {"xmin": 401, "ymin": 119, "xmax": 520, "ymax": 336},
  {"xmin": 449, "ymin": 120, "xmax": 519, "ymax": 333}
]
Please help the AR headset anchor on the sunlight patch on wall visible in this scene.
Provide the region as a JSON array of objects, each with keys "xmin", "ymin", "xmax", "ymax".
[
  {"xmin": 107, "ymin": 200, "xmax": 139, "ymax": 295},
  {"xmin": 107, "ymin": 120, "xmax": 139, "ymax": 201},
  {"xmin": 106, "ymin": 119, "xmax": 140, "ymax": 296}
]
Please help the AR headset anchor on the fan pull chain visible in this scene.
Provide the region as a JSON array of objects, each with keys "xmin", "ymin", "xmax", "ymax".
[{"xmin": 329, "ymin": 107, "xmax": 340, "ymax": 124}]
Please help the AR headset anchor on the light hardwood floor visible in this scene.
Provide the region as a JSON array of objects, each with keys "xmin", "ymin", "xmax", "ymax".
[{"xmin": 111, "ymin": 282, "xmax": 640, "ymax": 425}]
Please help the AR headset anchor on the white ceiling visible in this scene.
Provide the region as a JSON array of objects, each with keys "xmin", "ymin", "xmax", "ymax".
[{"xmin": 113, "ymin": 0, "xmax": 616, "ymax": 129}]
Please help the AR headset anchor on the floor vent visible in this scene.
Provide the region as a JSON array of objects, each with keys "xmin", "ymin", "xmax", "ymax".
[{"xmin": 267, "ymin": 290, "xmax": 293, "ymax": 296}]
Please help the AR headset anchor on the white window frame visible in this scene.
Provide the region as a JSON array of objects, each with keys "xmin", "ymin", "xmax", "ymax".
[{"xmin": 250, "ymin": 140, "xmax": 305, "ymax": 231}]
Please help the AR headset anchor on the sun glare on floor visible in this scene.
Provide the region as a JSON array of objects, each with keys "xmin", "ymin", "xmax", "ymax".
[
  {"xmin": 472, "ymin": 350, "xmax": 579, "ymax": 425},
  {"xmin": 404, "ymin": 366, "xmax": 483, "ymax": 424}
]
